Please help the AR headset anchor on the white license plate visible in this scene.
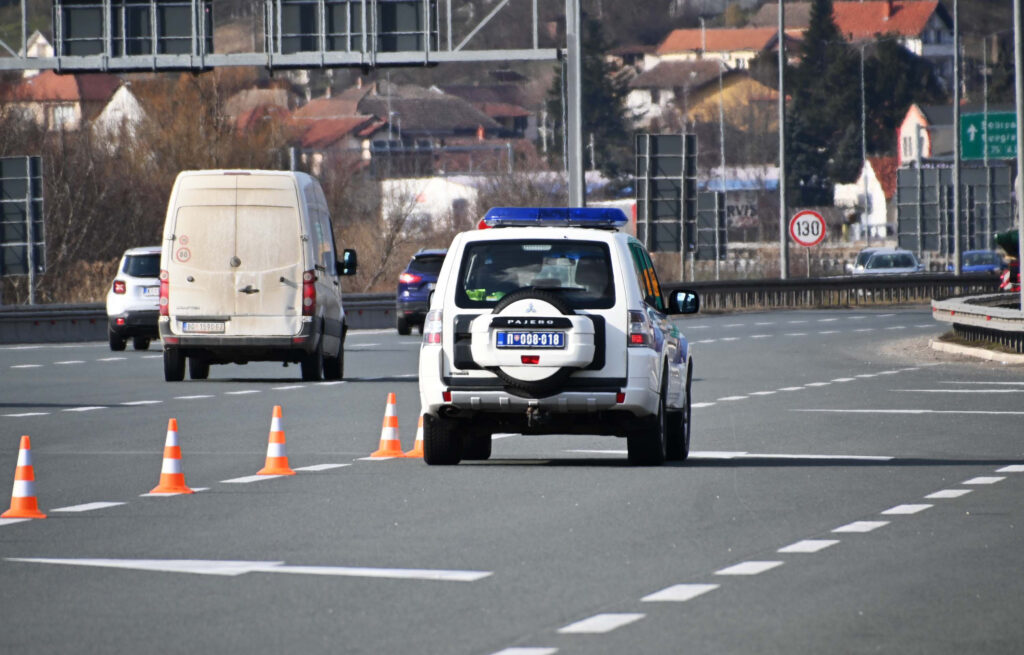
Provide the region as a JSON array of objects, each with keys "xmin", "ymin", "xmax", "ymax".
[
  {"xmin": 496, "ymin": 330, "xmax": 565, "ymax": 349},
  {"xmin": 142, "ymin": 286, "xmax": 159, "ymax": 297},
  {"xmin": 183, "ymin": 321, "xmax": 225, "ymax": 334}
]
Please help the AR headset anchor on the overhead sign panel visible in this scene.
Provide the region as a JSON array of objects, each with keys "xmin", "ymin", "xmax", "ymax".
[
  {"xmin": 960, "ymin": 112, "xmax": 1017, "ymax": 160},
  {"xmin": 0, "ymin": 157, "xmax": 45, "ymax": 278}
]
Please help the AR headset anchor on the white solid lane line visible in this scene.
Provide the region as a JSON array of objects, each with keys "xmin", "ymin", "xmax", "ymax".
[
  {"xmin": 778, "ymin": 539, "xmax": 839, "ymax": 554},
  {"xmin": 221, "ymin": 475, "xmax": 284, "ymax": 484},
  {"xmin": 557, "ymin": 613, "xmax": 645, "ymax": 634},
  {"xmin": 895, "ymin": 389, "xmax": 1024, "ymax": 393},
  {"xmin": 642, "ymin": 583, "xmax": 719, "ymax": 602},
  {"xmin": 715, "ymin": 561, "xmax": 783, "ymax": 576},
  {"xmin": 51, "ymin": 502, "xmax": 126, "ymax": 513},
  {"xmin": 5, "ymin": 558, "xmax": 492, "ymax": 582},
  {"xmin": 293, "ymin": 464, "xmax": 351, "ymax": 472},
  {"xmin": 833, "ymin": 521, "xmax": 888, "ymax": 533},
  {"xmin": 0, "ymin": 518, "xmax": 31, "ymax": 527},
  {"xmin": 942, "ymin": 381, "xmax": 1024, "ymax": 386},
  {"xmin": 794, "ymin": 409, "xmax": 1024, "ymax": 416}
]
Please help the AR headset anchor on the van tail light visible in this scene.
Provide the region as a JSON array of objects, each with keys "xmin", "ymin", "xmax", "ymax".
[
  {"xmin": 113, "ymin": 280, "xmax": 126, "ymax": 294},
  {"xmin": 423, "ymin": 309, "xmax": 443, "ymax": 344},
  {"xmin": 627, "ymin": 310, "xmax": 655, "ymax": 348},
  {"xmin": 302, "ymin": 269, "xmax": 316, "ymax": 316},
  {"xmin": 399, "ymin": 272, "xmax": 422, "ymax": 284},
  {"xmin": 159, "ymin": 270, "xmax": 169, "ymax": 316}
]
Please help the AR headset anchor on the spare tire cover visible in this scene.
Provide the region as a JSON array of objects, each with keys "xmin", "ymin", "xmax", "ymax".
[{"xmin": 468, "ymin": 289, "xmax": 596, "ymax": 391}]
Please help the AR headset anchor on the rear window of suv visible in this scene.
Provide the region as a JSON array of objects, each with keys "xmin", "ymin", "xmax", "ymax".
[
  {"xmin": 408, "ymin": 255, "xmax": 445, "ymax": 276},
  {"xmin": 455, "ymin": 240, "xmax": 615, "ymax": 309},
  {"xmin": 123, "ymin": 254, "xmax": 160, "ymax": 278}
]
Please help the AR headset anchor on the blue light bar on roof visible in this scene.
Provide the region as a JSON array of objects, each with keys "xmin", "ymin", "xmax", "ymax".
[{"xmin": 482, "ymin": 207, "xmax": 628, "ymax": 229}]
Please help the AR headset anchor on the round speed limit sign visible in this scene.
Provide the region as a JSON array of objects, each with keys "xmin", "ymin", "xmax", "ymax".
[{"xmin": 789, "ymin": 210, "xmax": 826, "ymax": 247}]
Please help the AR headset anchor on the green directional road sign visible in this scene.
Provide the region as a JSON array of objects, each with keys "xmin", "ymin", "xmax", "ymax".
[{"xmin": 960, "ymin": 112, "xmax": 1017, "ymax": 160}]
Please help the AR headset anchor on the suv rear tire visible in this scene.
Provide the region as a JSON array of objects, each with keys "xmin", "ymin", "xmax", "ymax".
[
  {"xmin": 396, "ymin": 315, "xmax": 411, "ymax": 335},
  {"xmin": 133, "ymin": 337, "xmax": 151, "ymax": 351},
  {"xmin": 462, "ymin": 431, "xmax": 492, "ymax": 460},
  {"xmin": 109, "ymin": 330, "xmax": 127, "ymax": 352},
  {"xmin": 666, "ymin": 366, "xmax": 692, "ymax": 461},
  {"xmin": 627, "ymin": 374, "xmax": 667, "ymax": 466},
  {"xmin": 423, "ymin": 414, "xmax": 462, "ymax": 465}
]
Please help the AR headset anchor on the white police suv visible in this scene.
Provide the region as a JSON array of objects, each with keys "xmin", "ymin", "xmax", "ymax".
[{"xmin": 417, "ymin": 207, "xmax": 699, "ymax": 466}]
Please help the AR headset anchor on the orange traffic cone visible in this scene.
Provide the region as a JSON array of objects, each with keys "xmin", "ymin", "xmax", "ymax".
[
  {"xmin": 2, "ymin": 436, "xmax": 46, "ymax": 519},
  {"xmin": 257, "ymin": 405, "xmax": 295, "ymax": 475},
  {"xmin": 370, "ymin": 393, "xmax": 404, "ymax": 458},
  {"xmin": 149, "ymin": 419, "xmax": 194, "ymax": 494},
  {"xmin": 403, "ymin": 415, "xmax": 424, "ymax": 458}
]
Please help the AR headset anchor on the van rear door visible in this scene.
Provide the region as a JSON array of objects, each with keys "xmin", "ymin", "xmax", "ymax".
[
  {"xmin": 168, "ymin": 174, "xmax": 303, "ymax": 336},
  {"xmin": 233, "ymin": 178, "xmax": 303, "ymax": 334}
]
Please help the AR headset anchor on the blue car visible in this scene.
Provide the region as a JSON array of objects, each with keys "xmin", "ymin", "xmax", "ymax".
[
  {"xmin": 396, "ymin": 249, "xmax": 447, "ymax": 335},
  {"xmin": 948, "ymin": 250, "xmax": 1005, "ymax": 274}
]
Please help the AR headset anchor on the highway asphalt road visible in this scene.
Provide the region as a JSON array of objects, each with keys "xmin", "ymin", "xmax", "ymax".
[{"xmin": 1, "ymin": 306, "xmax": 1022, "ymax": 654}]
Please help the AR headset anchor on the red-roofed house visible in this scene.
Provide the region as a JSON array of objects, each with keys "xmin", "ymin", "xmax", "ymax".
[
  {"xmin": 751, "ymin": 2, "xmax": 954, "ymax": 89},
  {"xmin": 653, "ymin": 26, "xmax": 803, "ymax": 70},
  {"xmin": 1, "ymin": 70, "xmax": 121, "ymax": 131}
]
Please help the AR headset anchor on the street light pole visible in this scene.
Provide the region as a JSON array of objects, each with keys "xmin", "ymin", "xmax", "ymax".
[
  {"xmin": 778, "ymin": 0, "xmax": 789, "ymax": 279},
  {"xmin": 861, "ymin": 43, "xmax": 869, "ymax": 246},
  {"xmin": 717, "ymin": 61, "xmax": 726, "ymax": 281},
  {"xmin": 952, "ymin": 0, "xmax": 962, "ymax": 275},
  {"xmin": 1014, "ymin": 0, "xmax": 1024, "ymax": 311}
]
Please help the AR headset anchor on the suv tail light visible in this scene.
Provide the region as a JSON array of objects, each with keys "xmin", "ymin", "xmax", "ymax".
[
  {"xmin": 302, "ymin": 270, "xmax": 316, "ymax": 316},
  {"xmin": 399, "ymin": 272, "xmax": 422, "ymax": 284},
  {"xmin": 159, "ymin": 270, "xmax": 169, "ymax": 316},
  {"xmin": 113, "ymin": 280, "xmax": 126, "ymax": 294},
  {"xmin": 423, "ymin": 309, "xmax": 443, "ymax": 344},
  {"xmin": 627, "ymin": 310, "xmax": 655, "ymax": 348}
]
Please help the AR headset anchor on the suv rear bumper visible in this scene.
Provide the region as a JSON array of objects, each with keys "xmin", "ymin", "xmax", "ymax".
[{"xmin": 108, "ymin": 311, "xmax": 159, "ymax": 338}]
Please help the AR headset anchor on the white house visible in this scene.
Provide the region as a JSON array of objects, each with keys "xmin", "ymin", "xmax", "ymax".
[
  {"xmin": 834, "ymin": 156, "xmax": 897, "ymax": 239},
  {"xmin": 93, "ymin": 85, "xmax": 147, "ymax": 146}
]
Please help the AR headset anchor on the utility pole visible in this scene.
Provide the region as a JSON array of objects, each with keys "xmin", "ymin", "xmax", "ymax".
[
  {"xmin": 952, "ymin": 0, "xmax": 962, "ymax": 275},
  {"xmin": 778, "ymin": 0, "xmax": 789, "ymax": 279},
  {"xmin": 1014, "ymin": 0, "xmax": 1024, "ymax": 311},
  {"xmin": 861, "ymin": 44, "xmax": 870, "ymax": 246},
  {"xmin": 565, "ymin": 0, "xmax": 585, "ymax": 207}
]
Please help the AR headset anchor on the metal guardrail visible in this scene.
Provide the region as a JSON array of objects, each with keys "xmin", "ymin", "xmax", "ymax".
[
  {"xmin": 0, "ymin": 276, "xmax": 1006, "ymax": 344},
  {"xmin": 666, "ymin": 273, "xmax": 1002, "ymax": 312},
  {"xmin": 931, "ymin": 292, "xmax": 1024, "ymax": 353}
]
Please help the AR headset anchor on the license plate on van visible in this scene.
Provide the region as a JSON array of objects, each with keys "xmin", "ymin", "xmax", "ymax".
[
  {"xmin": 496, "ymin": 331, "xmax": 565, "ymax": 349},
  {"xmin": 183, "ymin": 321, "xmax": 225, "ymax": 334}
]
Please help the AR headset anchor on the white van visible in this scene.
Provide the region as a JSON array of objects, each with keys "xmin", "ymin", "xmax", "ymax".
[{"xmin": 158, "ymin": 170, "xmax": 356, "ymax": 382}]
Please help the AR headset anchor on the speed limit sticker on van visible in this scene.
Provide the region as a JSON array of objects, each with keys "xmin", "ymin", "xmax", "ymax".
[{"xmin": 176, "ymin": 248, "xmax": 191, "ymax": 262}]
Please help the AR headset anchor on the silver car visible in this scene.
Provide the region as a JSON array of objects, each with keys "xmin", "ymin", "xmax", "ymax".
[{"xmin": 853, "ymin": 248, "xmax": 924, "ymax": 275}]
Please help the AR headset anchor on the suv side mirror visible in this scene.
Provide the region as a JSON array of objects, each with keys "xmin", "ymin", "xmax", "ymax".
[
  {"xmin": 338, "ymin": 249, "xmax": 358, "ymax": 276},
  {"xmin": 668, "ymin": 290, "xmax": 700, "ymax": 315}
]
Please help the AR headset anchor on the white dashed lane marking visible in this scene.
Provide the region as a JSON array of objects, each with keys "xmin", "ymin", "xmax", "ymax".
[
  {"xmin": 926, "ymin": 489, "xmax": 972, "ymax": 499},
  {"xmin": 833, "ymin": 521, "xmax": 889, "ymax": 533},
  {"xmin": 881, "ymin": 504, "xmax": 932, "ymax": 515},
  {"xmin": 225, "ymin": 390, "xmax": 260, "ymax": 395},
  {"xmin": 10, "ymin": 364, "xmax": 42, "ymax": 369},
  {"xmin": 962, "ymin": 476, "xmax": 1005, "ymax": 485},
  {"xmin": 293, "ymin": 463, "xmax": 350, "ymax": 472},
  {"xmin": 222, "ymin": 475, "xmax": 284, "ymax": 484},
  {"xmin": 557, "ymin": 613, "xmax": 645, "ymax": 634},
  {"xmin": 997, "ymin": 465, "xmax": 1024, "ymax": 473},
  {"xmin": 489, "ymin": 649, "xmax": 558, "ymax": 655},
  {"xmin": 62, "ymin": 406, "xmax": 105, "ymax": 413},
  {"xmin": 54, "ymin": 360, "xmax": 85, "ymax": 365},
  {"xmin": 3, "ymin": 412, "xmax": 49, "ymax": 417},
  {"xmin": 121, "ymin": 400, "xmax": 162, "ymax": 406},
  {"xmin": 715, "ymin": 561, "xmax": 783, "ymax": 576},
  {"xmin": 175, "ymin": 395, "xmax": 213, "ymax": 400},
  {"xmin": 778, "ymin": 539, "xmax": 839, "ymax": 554},
  {"xmin": 642, "ymin": 583, "xmax": 719, "ymax": 602}
]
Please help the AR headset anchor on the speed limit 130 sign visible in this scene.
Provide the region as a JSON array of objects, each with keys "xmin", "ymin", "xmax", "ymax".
[{"xmin": 789, "ymin": 210, "xmax": 826, "ymax": 247}]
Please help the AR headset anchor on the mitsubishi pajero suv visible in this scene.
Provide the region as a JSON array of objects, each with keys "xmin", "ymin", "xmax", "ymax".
[{"xmin": 417, "ymin": 207, "xmax": 699, "ymax": 466}]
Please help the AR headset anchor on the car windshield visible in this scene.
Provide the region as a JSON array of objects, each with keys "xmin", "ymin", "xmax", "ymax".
[
  {"xmin": 408, "ymin": 255, "xmax": 445, "ymax": 276},
  {"xmin": 856, "ymin": 250, "xmax": 876, "ymax": 266},
  {"xmin": 456, "ymin": 240, "xmax": 614, "ymax": 309},
  {"xmin": 964, "ymin": 252, "xmax": 997, "ymax": 266},
  {"xmin": 868, "ymin": 253, "xmax": 916, "ymax": 269},
  {"xmin": 123, "ymin": 254, "xmax": 160, "ymax": 278}
]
